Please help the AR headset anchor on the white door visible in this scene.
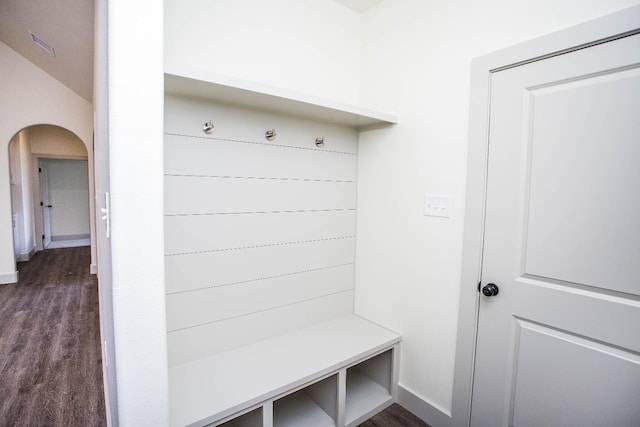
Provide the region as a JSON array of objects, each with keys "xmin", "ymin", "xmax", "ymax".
[
  {"xmin": 39, "ymin": 159, "xmax": 52, "ymax": 248},
  {"xmin": 39, "ymin": 158, "xmax": 90, "ymax": 247},
  {"xmin": 471, "ymin": 33, "xmax": 640, "ymax": 426}
]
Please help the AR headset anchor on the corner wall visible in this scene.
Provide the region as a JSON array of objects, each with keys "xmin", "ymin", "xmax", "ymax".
[
  {"xmin": 107, "ymin": 0, "xmax": 168, "ymax": 424},
  {"xmin": 355, "ymin": 0, "xmax": 640, "ymax": 423},
  {"xmin": 8, "ymin": 132, "xmax": 33, "ymax": 261},
  {"xmin": 0, "ymin": 41, "xmax": 94, "ymax": 284}
]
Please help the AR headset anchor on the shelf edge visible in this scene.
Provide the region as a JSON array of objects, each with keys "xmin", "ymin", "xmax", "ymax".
[{"xmin": 164, "ymin": 70, "xmax": 398, "ymax": 129}]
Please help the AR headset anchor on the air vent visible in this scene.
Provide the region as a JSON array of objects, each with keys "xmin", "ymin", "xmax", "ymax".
[{"xmin": 30, "ymin": 31, "xmax": 55, "ymax": 56}]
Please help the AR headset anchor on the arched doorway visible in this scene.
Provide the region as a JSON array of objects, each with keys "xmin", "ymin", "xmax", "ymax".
[{"xmin": 7, "ymin": 124, "xmax": 92, "ymax": 269}]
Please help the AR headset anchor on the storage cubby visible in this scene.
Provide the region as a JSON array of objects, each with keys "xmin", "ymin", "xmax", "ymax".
[
  {"xmin": 274, "ymin": 375, "xmax": 338, "ymax": 427},
  {"xmin": 345, "ymin": 350, "xmax": 394, "ymax": 426},
  {"xmin": 217, "ymin": 407, "xmax": 262, "ymax": 427}
]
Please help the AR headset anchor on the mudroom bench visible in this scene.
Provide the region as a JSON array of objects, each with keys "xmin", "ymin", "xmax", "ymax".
[{"xmin": 169, "ymin": 315, "xmax": 401, "ymax": 427}]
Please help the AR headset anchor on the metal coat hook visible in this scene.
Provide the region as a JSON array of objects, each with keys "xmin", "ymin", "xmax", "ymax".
[
  {"xmin": 315, "ymin": 137, "xmax": 325, "ymax": 148},
  {"xmin": 203, "ymin": 120, "xmax": 215, "ymax": 134},
  {"xmin": 265, "ymin": 129, "xmax": 277, "ymax": 141}
]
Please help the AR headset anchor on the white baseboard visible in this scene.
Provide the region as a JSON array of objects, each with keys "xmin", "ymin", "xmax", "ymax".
[
  {"xmin": 16, "ymin": 245, "xmax": 37, "ymax": 262},
  {"xmin": 0, "ymin": 271, "xmax": 19, "ymax": 285},
  {"xmin": 397, "ymin": 384, "xmax": 452, "ymax": 427},
  {"xmin": 51, "ymin": 233, "xmax": 91, "ymax": 241},
  {"xmin": 90, "ymin": 264, "xmax": 98, "ymax": 275}
]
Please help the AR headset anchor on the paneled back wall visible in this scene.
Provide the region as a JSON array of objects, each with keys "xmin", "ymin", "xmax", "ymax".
[{"xmin": 164, "ymin": 96, "xmax": 359, "ymax": 366}]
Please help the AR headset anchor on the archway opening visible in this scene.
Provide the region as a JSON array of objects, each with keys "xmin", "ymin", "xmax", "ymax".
[{"xmin": 8, "ymin": 124, "xmax": 89, "ymax": 264}]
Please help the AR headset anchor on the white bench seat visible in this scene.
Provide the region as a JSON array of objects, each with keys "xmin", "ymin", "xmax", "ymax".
[{"xmin": 169, "ymin": 314, "xmax": 401, "ymax": 427}]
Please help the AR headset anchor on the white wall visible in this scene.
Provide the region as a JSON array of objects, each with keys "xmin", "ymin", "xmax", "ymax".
[
  {"xmin": 93, "ymin": 0, "xmax": 118, "ymax": 423},
  {"xmin": 9, "ymin": 130, "xmax": 38, "ymax": 261},
  {"xmin": 108, "ymin": 0, "xmax": 168, "ymax": 424},
  {"xmin": 0, "ymin": 41, "xmax": 94, "ymax": 284},
  {"xmin": 17, "ymin": 133, "xmax": 34, "ymax": 255},
  {"xmin": 8, "ymin": 132, "xmax": 31, "ymax": 260},
  {"xmin": 355, "ymin": 0, "xmax": 640, "ymax": 421},
  {"xmin": 165, "ymin": 0, "xmax": 362, "ymax": 105},
  {"xmin": 29, "ymin": 125, "xmax": 88, "ymax": 157}
]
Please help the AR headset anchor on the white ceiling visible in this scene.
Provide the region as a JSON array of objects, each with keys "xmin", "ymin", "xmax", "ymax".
[
  {"xmin": 333, "ymin": 0, "xmax": 385, "ymax": 13},
  {"xmin": 0, "ymin": 0, "xmax": 384, "ymax": 104},
  {"xmin": 0, "ymin": 0, "xmax": 94, "ymax": 102}
]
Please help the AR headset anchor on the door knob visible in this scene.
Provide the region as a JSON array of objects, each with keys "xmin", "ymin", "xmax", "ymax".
[{"xmin": 481, "ymin": 283, "xmax": 499, "ymax": 297}]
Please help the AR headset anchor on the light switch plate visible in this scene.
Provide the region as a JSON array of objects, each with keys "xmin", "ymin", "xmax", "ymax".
[{"xmin": 424, "ymin": 195, "xmax": 451, "ymax": 218}]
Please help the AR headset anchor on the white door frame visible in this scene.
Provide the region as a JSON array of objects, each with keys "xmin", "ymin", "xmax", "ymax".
[
  {"xmin": 451, "ymin": 6, "xmax": 640, "ymax": 426},
  {"xmin": 39, "ymin": 158, "xmax": 52, "ymax": 249}
]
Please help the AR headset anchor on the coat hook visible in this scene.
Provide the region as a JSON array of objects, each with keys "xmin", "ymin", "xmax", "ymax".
[
  {"xmin": 203, "ymin": 120, "xmax": 215, "ymax": 134},
  {"xmin": 315, "ymin": 137, "xmax": 325, "ymax": 148},
  {"xmin": 265, "ymin": 129, "xmax": 277, "ymax": 141}
]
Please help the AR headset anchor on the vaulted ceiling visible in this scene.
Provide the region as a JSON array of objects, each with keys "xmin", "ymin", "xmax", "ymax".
[
  {"xmin": 0, "ymin": 0, "xmax": 94, "ymax": 102},
  {"xmin": 0, "ymin": 0, "xmax": 384, "ymax": 105}
]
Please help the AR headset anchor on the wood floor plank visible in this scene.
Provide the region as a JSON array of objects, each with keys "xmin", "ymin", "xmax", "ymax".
[
  {"xmin": 0, "ymin": 247, "xmax": 106, "ymax": 427},
  {"xmin": 358, "ymin": 403, "xmax": 431, "ymax": 427}
]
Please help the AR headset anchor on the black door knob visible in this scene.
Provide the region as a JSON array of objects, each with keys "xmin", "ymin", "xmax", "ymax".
[{"xmin": 482, "ymin": 283, "xmax": 499, "ymax": 297}]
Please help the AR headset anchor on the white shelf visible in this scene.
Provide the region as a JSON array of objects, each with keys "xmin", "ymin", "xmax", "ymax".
[
  {"xmin": 168, "ymin": 314, "xmax": 400, "ymax": 427},
  {"xmin": 164, "ymin": 70, "xmax": 398, "ymax": 130}
]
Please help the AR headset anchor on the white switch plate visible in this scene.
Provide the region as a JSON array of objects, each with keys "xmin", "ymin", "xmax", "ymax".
[{"xmin": 424, "ymin": 195, "xmax": 451, "ymax": 218}]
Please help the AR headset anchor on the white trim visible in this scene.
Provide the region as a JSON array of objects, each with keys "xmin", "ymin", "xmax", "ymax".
[
  {"xmin": 90, "ymin": 263, "xmax": 98, "ymax": 275},
  {"xmin": 0, "ymin": 271, "xmax": 18, "ymax": 284},
  {"xmin": 396, "ymin": 384, "xmax": 451, "ymax": 427},
  {"xmin": 16, "ymin": 245, "xmax": 36, "ymax": 262},
  {"xmin": 32, "ymin": 154, "xmax": 88, "ymax": 161},
  {"xmin": 451, "ymin": 5, "xmax": 640, "ymax": 427}
]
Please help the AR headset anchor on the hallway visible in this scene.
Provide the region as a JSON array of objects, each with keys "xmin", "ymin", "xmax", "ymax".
[{"xmin": 0, "ymin": 247, "xmax": 106, "ymax": 426}]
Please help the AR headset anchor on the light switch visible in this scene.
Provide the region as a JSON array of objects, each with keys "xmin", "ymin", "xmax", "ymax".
[{"xmin": 424, "ymin": 195, "xmax": 451, "ymax": 218}]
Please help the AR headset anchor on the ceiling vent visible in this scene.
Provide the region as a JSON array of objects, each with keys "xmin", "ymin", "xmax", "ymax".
[{"xmin": 30, "ymin": 31, "xmax": 56, "ymax": 56}]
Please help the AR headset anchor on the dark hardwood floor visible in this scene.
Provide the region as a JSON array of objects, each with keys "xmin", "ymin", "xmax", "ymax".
[
  {"xmin": 0, "ymin": 247, "xmax": 106, "ymax": 426},
  {"xmin": 359, "ymin": 403, "xmax": 431, "ymax": 427}
]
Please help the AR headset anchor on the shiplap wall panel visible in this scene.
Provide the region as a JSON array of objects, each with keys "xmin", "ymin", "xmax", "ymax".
[
  {"xmin": 164, "ymin": 210, "xmax": 356, "ymax": 255},
  {"xmin": 164, "ymin": 95, "xmax": 359, "ymax": 366},
  {"xmin": 165, "ymin": 238, "xmax": 355, "ymax": 294},
  {"xmin": 166, "ymin": 264, "xmax": 355, "ymax": 332},
  {"xmin": 164, "ymin": 95, "xmax": 358, "ymax": 154},
  {"xmin": 164, "ymin": 177, "xmax": 356, "ymax": 215},
  {"xmin": 167, "ymin": 291, "xmax": 354, "ymax": 367},
  {"xmin": 165, "ymin": 134, "xmax": 357, "ymax": 181}
]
